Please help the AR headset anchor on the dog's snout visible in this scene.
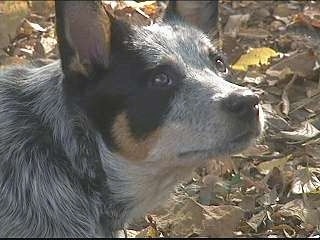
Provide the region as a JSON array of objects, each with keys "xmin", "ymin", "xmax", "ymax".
[{"xmin": 222, "ymin": 90, "xmax": 260, "ymax": 117}]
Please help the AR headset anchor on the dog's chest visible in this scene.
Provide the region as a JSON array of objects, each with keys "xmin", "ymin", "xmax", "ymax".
[
  {"xmin": 104, "ymin": 154, "xmax": 193, "ymax": 223},
  {"xmin": 126, "ymin": 164, "xmax": 194, "ymax": 222}
]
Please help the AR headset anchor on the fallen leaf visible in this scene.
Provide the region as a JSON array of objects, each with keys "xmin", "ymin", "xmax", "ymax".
[
  {"xmin": 277, "ymin": 199, "xmax": 305, "ymax": 222},
  {"xmin": 280, "ymin": 121, "xmax": 320, "ymax": 142},
  {"xmin": 267, "ymin": 167, "xmax": 284, "ymax": 194},
  {"xmin": 280, "ymin": 74, "xmax": 297, "ymax": 115},
  {"xmin": 156, "ymin": 198, "xmax": 244, "ymax": 238},
  {"xmin": 242, "ymin": 72, "xmax": 265, "ymax": 85},
  {"xmin": 246, "ymin": 210, "xmax": 267, "ymax": 232},
  {"xmin": 40, "ymin": 31, "xmax": 57, "ymax": 55},
  {"xmin": 257, "ymin": 187, "xmax": 279, "ymax": 206},
  {"xmin": 266, "ymin": 67, "xmax": 292, "ymax": 80},
  {"xmin": 0, "ymin": 1, "xmax": 30, "ymax": 49},
  {"xmin": 257, "ymin": 155, "xmax": 292, "ymax": 175},
  {"xmin": 273, "ymin": 3, "xmax": 299, "ymax": 18},
  {"xmin": 232, "ymin": 47, "xmax": 279, "ymax": 71},
  {"xmin": 271, "ymin": 224, "xmax": 296, "ymax": 237},
  {"xmin": 22, "ymin": 19, "xmax": 46, "ymax": 34},
  {"xmin": 238, "ymin": 28, "xmax": 270, "ymax": 39},
  {"xmin": 291, "ymin": 168, "xmax": 320, "ymax": 194},
  {"xmin": 304, "ymin": 207, "xmax": 320, "ymax": 226},
  {"xmin": 201, "ymin": 205, "xmax": 244, "ymax": 237},
  {"xmin": 224, "ymin": 14, "xmax": 250, "ymax": 37},
  {"xmin": 266, "ymin": 50, "xmax": 317, "ymax": 79},
  {"xmin": 157, "ymin": 198, "xmax": 205, "ymax": 237},
  {"xmin": 135, "ymin": 226, "xmax": 160, "ymax": 238},
  {"xmin": 125, "ymin": 229, "xmax": 139, "ymax": 238},
  {"xmin": 238, "ymin": 195, "xmax": 256, "ymax": 212},
  {"xmin": 295, "ymin": 9, "xmax": 320, "ymax": 29},
  {"xmin": 28, "ymin": 1, "xmax": 55, "ymax": 18}
]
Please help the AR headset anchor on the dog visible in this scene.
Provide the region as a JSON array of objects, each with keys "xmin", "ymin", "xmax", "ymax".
[{"xmin": 0, "ymin": 1, "xmax": 264, "ymax": 237}]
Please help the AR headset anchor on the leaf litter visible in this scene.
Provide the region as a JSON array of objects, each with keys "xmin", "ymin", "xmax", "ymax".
[{"xmin": 1, "ymin": 0, "xmax": 320, "ymax": 238}]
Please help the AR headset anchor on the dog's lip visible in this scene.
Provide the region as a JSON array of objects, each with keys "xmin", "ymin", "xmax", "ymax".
[{"xmin": 178, "ymin": 130, "xmax": 256, "ymax": 158}]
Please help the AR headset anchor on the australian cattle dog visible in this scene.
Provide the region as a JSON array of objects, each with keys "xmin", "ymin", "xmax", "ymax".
[{"xmin": 0, "ymin": 1, "xmax": 264, "ymax": 237}]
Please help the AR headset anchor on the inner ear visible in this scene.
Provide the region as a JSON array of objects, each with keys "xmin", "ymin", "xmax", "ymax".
[
  {"xmin": 55, "ymin": 1, "xmax": 112, "ymax": 76},
  {"xmin": 163, "ymin": 1, "xmax": 219, "ymax": 34}
]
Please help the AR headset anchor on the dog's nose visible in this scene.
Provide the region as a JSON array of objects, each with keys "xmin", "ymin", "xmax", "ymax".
[{"xmin": 222, "ymin": 89, "xmax": 260, "ymax": 117}]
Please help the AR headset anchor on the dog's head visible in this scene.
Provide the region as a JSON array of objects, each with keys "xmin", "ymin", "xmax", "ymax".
[{"xmin": 55, "ymin": 1, "xmax": 264, "ymax": 166}]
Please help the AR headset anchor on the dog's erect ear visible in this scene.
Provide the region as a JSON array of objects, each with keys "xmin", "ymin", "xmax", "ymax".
[
  {"xmin": 55, "ymin": 1, "xmax": 111, "ymax": 76},
  {"xmin": 164, "ymin": 1, "xmax": 219, "ymax": 34}
]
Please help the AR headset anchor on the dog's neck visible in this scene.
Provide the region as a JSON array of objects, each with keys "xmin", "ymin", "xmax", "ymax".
[
  {"xmin": 96, "ymin": 136, "xmax": 196, "ymax": 224},
  {"xmin": 41, "ymin": 61, "xmax": 196, "ymax": 228}
]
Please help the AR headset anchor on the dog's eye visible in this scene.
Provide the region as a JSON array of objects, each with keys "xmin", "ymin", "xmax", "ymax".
[
  {"xmin": 149, "ymin": 73, "xmax": 173, "ymax": 88},
  {"xmin": 210, "ymin": 54, "xmax": 228, "ymax": 74},
  {"xmin": 215, "ymin": 58, "xmax": 227, "ymax": 73}
]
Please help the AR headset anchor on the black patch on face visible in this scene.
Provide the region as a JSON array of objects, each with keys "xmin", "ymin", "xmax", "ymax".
[
  {"xmin": 69, "ymin": 20, "xmax": 185, "ymax": 150},
  {"xmin": 65, "ymin": 17, "xmax": 226, "ymax": 150}
]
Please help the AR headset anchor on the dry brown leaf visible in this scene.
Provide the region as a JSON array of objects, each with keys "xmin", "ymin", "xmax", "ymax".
[
  {"xmin": 142, "ymin": 3, "xmax": 158, "ymax": 18},
  {"xmin": 199, "ymin": 174, "xmax": 220, "ymax": 205},
  {"xmin": 156, "ymin": 198, "xmax": 244, "ymax": 238},
  {"xmin": 21, "ymin": 19, "xmax": 46, "ymax": 34},
  {"xmin": 29, "ymin": 1, "xmax": 55, "ymax": 17},
  {"xmin": 201, "ymin": 205, "xmax": 244, "ymax": 237},
  {"xmin": 281, "ymin": 88, "xmax": 290, "ymax": 115},
  {"xmin": 295, "ymin": 9, "xmax": 320, "ymax": 29},
  {"xmin": 238, "ymin": 195, "xmax": 256, "ymax": 212},
  {"xmin": 277, "ymin": 199, "xmax": 305, "ymax": 222},
  {"xmin": 40, "ymin": 35, "xmax": 57, "ymax": 55},
  {"xmin": 238, "ymin": 28, "xmax": 270, "ymax": 39},
  {"xmin": 224, "ymin": 14, "xmax": 250, "ymax": 37},
  {"xmin": 240, "ymin": 144, "xmax": 270, "ymax": 156},
  {"xmin": 304, "ymin": 207, "xmax": 320, "ymax": 226},
  {"xmin": 271, "ymin": 224, "xmax": 296, "ymax": 237},
  {"xmin": 266, "ymin": 50, "xmax": 318, "ymax": 79},
  {"xmin": 257, "ymin": 155, "xmax": 292, "ymax": 175},
  {"xmin": 33, "ymin": 41, "xmax": 45, "ymax": 58},
  {"xmin": 0, "ymin": 1, "xmax": 30, "ymax": 49},
  {"xmin": 125, "ymin": 229, "xmax": 139, "ymax": 238},
  {"xmin": 273, "ymin": 3, "xmax": 299, "ymax": 18},
  {"xmin": 280, "ymin": 75, "xmax": 297, "ymax": 115},
  {"xmin": 246, "ymin": 210, "xmax": 267, "ymax": 232},
  {"xmin": 156, "ymin": 198, "xmax": 205, "ymax": 237},
  {"xmin": 242, "ymin": 72, "xmax": 265, "ymax": 85},
  {"xmin": 291, "ymin": 168, "xmax": 320, "ymax": 194},
  {"xmin": 266, "ymin": 167, "xmax": 284, "ymax": 194},
  {"xmin": 135, "ymin": 225, "xmax": 160, "ymax": 238},
  {"xmin": 257, "ymin": 187, "xmax": 279, "ymax": 206},
  {"xmin": 280, "ymin": 121, "xmax": 320, "ymax": 142}
]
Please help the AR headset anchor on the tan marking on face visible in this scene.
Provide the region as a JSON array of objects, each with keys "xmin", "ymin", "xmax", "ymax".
[{"xmin": 112, "ymin": 113, "xmax": 161, "ymax": 161}]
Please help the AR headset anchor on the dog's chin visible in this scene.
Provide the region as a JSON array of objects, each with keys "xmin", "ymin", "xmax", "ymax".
[{"xmin": 177, "ymin": 129, "xmax": 259, "ymax": 162}]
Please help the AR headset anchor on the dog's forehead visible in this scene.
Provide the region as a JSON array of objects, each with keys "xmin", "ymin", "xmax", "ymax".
[{"xmin": 130, "ymin": 22, "xmax": 213, "ymax": 66}]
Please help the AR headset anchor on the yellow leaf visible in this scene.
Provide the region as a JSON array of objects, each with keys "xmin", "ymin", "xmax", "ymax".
[
  {"xmin": 232, "ymin": 47, "xmax": 279, "ymax": 71},
  {"xmin": 146, "ymin": 225, "xmax": 159, "ymax": 238},
  {"xmin": 257, "ymin": 154, "xmax": 292, "ymax": 175}
]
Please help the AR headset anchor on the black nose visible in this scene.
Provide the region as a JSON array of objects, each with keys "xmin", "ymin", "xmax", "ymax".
[{"xmin": 222, "ymin": 89, "xmax": 260, "ymax": 117}]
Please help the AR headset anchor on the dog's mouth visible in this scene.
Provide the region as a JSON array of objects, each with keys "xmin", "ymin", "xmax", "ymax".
[{"xmin": 177, "ymin": 129, "xmax": 258, "ymax": 159}]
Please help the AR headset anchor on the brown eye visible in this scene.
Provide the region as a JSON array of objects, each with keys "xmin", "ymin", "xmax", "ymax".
[
  {"xmin": 149, "ymin": 73, "xmax": 173, "ymax": 88},
  {"xmin": 215, "ymin": 58, "xmax": 227, "ymax": 73},
  {"xmin": 209, "ymin": 53, "xmax": 228, "ymax": 74}
]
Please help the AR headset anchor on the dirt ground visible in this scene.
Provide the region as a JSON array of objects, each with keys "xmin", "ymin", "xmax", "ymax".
[{"xmin": 0, "ymin": 0, "xmax": 320, "ymax": 238}]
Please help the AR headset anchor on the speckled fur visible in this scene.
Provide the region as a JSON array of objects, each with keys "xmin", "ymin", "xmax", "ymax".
[{"xmin": 0, "ymin": 1, "xmax": 263, "ymax": 237}]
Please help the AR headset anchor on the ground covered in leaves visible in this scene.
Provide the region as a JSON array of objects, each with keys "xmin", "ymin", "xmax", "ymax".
[{"xmin": 1, "ymin": 0, "xmax": 320, "ymax": 238}]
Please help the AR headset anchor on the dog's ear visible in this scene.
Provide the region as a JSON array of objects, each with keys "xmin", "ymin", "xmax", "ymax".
[
  {"xmin": 55, "ymin": 1, "xmax": 112, "ymax": 76},
  {"xmin": 163, "ymin": 1, "xmax": 219, "ymax": 34}
]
